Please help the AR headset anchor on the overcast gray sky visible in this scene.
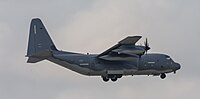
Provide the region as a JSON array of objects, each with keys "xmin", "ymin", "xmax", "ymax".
[{"xmin": 0, "ymin": 0, "xmax": 200, "ymax": 99}]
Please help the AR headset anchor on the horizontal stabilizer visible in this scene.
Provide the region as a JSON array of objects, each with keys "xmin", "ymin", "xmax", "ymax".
[{"xmin": 27, "ymin": 57, "xmax": 45, "ymax": 63}]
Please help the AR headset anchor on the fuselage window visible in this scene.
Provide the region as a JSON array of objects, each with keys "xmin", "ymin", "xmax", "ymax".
[{"xmin": 147, "ymin": 62, "xmax": 155, "ymax": 64}]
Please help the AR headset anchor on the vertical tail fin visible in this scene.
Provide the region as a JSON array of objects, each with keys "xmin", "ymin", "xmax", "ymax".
[{"xmin": 26, "ymin": 18, "xmax": 57, "ymax": 63}]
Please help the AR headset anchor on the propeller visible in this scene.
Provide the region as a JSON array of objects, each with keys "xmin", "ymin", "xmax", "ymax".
[{"xmin": 144, "ymin": 38, "xmax": 150, "ymax": 54}]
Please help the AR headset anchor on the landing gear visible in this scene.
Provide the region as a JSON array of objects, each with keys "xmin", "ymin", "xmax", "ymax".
[
  {"xmin": 160, "ymin": 73, "xmax": 166, "ymax": 79},
  {"xmin": 174, "ymin": 71, "xmax": 176, "ymax": 74},
  {"xmin": 102, "ymin": 76, "xmax": 109, "ymax": 82},
  {"xmin": 111, "ymin": 76, "xmax": 117, "ymax": 82},
  {"xmin": 102, "ymin": 74, "xmax": 122, "ymax": 82},
  {"xmin": 116, "ymin": 74, "xmax": 122, "ymax": 78}
]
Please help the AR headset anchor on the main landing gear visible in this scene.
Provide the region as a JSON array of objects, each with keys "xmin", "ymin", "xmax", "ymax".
[
  {"xmin": 102, "ymin": 74, "xmax": 122, "ymax": 82},
  {"xmin": 102, "ymin": 77, "xmax": 109, "ymax": 82},
  {"xmin": 160, "ymin": 73, "xmax": 166, "ymax": 79}
]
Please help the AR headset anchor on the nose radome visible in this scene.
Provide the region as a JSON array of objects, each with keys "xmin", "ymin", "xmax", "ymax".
[{"xmin": 175, "ymin": 63, "xmax": 181, "ymax": 70}]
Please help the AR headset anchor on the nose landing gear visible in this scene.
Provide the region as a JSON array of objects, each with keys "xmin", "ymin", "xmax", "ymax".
[
  {"xmin": 160, "ymin": 73, "xmax": 166, "ymax": 79},
  {"xmin": 173, "ymin": 71, "xmax": 176, "ymax": 74}
]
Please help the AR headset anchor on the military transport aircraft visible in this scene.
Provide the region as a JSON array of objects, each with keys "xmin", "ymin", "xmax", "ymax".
[{"xmin": 26, "ymin": 18, "xmax": 181, "ymax": 82}]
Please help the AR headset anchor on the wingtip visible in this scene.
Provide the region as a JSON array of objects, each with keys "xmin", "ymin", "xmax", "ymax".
[{"xmin": 126, "ymin": 36, "xmax": 142, "ymax": 39}]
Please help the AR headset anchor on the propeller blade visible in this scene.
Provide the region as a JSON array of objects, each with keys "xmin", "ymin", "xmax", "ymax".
[{"xmin": 144, "ymin": 38, "xmax": 150, "ymax": 54}]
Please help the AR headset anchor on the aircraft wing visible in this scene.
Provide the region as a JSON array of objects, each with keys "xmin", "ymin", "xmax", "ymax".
[
  {"xmin": 118, "ymin": 36, "xmax": 142, "ymax": 45},
  {"xmin": 97, "ymin": 36, "xmax": 142, "ymax": 61}
]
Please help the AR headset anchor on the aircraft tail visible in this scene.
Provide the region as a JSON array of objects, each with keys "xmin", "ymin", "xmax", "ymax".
[{"xmin": 26, "ymin": 18, "xmax": 58, "ymax": 63}]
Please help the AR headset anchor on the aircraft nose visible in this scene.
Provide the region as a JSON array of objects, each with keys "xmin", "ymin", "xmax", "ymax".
[{"xmin": 174, "ymin": 63, "xmax": 181, "ymax": 70}]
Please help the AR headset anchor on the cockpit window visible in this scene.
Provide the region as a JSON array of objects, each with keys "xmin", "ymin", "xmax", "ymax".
[
  {"xmin": 165, "ymin": 56, "xmax": 174, "ymax": 62},
  {"xmin": 164, "ymin": 55, "xmax": 171, "ymax": 60},
  {"xmin": 166, "ymin": 57, "xmax": 171, "ymax": 60}
]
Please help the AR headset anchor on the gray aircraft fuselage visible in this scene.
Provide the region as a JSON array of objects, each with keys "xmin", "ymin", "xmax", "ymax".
[
  {"xmin": 50, "ymin": 51, "xmax": 180, "ymax": 76},
  {"xmin": 26, "ymin": 18, "xmax": 181, "ymax": 82}
]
